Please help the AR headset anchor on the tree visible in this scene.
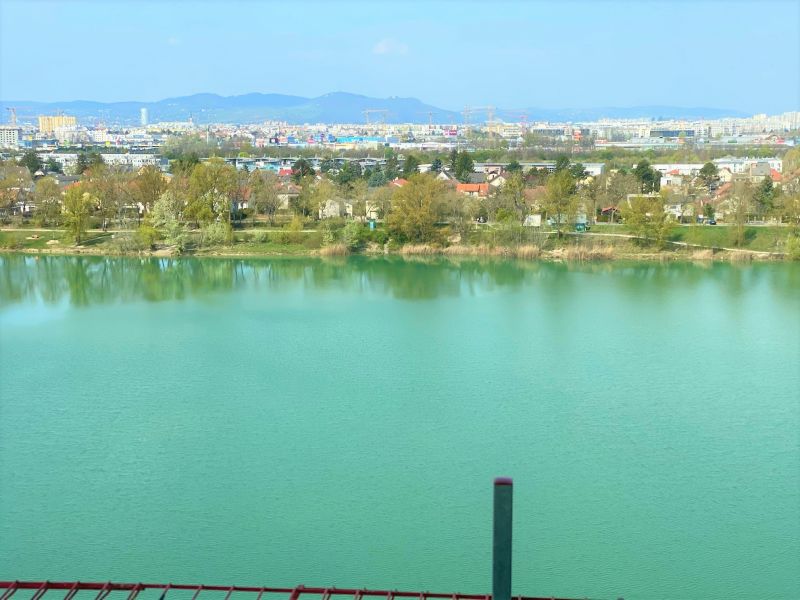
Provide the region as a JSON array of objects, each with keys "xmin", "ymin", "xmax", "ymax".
[
  {"xmin": 448, "ymin": 148, "xmax": 458, "ymax": 173},
  {"xmin": 131, "ymin": 165, "xmax": 167, "ymax": 214},
  {"xmin": 554, "ymin": 155, "xmax": 570, "ymax": 172},
  {"xmin": 633, "ymin": 159, "xmax": 661, "ymax": 193},
  {"xmin": 402, "ymin": 154, "xmax": 421, "ymax": 177},
  {"xmin": 82, "ymin": 164, "xmax": 134, "ymax": 227},
  {"xmin": 384, "ymin": 149, "xmax": 400, "ymax": 180},
  {"xmin": 186, "ymin": 157, "xmax": 237, "ymax": 225},
  {"xmin": 19, "ymin": 150, "xmax": 42, "ymax": 175},
  {"xmin": 454, "ymin": 151, "xmax": 474, "ymax": 183},
  {"xmin": 506, "ymin": 160, "xmax": 522, "ymax": 173},
  {"xmin": 33, "ymin": 176, "xmax": 62, "ymax": 226},
  {"xmin": 345, "ymin": 179, "xmax": 369, "ymax": 220},
  {"xmin": 249, "ymin": 170, "xmax": 281, "ymax": 224},
  {"xmin": 368, "ymin": 187, "xmax": 393, "ymax": 219},
  {"xmin": 335, "ymin": 160, "xmax": 362, "ymax": 186},
  {"xmin": 319, "ymin": 158, "xmax": 336, "ymax": 173},
  {"xmin": 569, "ymin": 162, "xmax": 587, "ymax": 180},
  {"xmin": 45, "ymin": 158, "xmax": 62, "ymax": 174},
  {"xmin": 699, "ymin": 162, "xmax": 718, "ymax": 189},
  {"xmin": 151, "ymin": 190, "xmax": 188, "ymax": 249},
  {"xmin": 620, "ymin": 194, "xmax": 672, "ymax": 248},
  {"xmin": 386, "ymin": 175, "xmax": 443, "ymax": 243},
  {"xmin": 752, "ymin": 178, "xmax": 774, "ymax": 219},
  {"xmin": 493, "ymin": 171, "xmax": 527, "ymax": 220},
  {"xmin": 75, "ymin": 151, "xmax": 104, "ymax": 175},
  {"xmin": 542, "ymin": 169, "xmax": 577, "ymax": 235},
  {"xmin": 703, "ymin": 203, "xmax": 715, "ymax": 221},
  {"xmin": 526, "ymin": 167, "xmax": 550, "ymax": 187},
  {"xmin": 63, "ymin": 187, "xmax": 96, "ymax": 244},
  {"xmin": 430, "ymin": 158, "xmax": 443, "ymax": 173},
  {"xmin": 727, "ymin": 181, "xmax": 753, "ymax": 247},
  {"xmin": 291, "ymin": 158, "xmax": 315, "ymax": 182},
  {"xmin": 367, "ymin": 169, "xmax": 387, "ymax": 188}
]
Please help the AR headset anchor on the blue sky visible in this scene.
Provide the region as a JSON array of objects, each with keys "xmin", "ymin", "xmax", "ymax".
[{"xmin": 1, "ymin": 0, "xmax": 799, "ymax": 113}]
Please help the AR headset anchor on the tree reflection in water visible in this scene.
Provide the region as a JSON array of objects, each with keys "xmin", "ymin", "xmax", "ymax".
[{"xmin": 0, "ymin": 254, "xmax": 797, "ymax": 308}]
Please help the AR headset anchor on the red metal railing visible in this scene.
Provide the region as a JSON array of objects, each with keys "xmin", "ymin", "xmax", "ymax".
[{"xmin": 0, "ymin": 581, "xmax": 587, "ymax": 600}]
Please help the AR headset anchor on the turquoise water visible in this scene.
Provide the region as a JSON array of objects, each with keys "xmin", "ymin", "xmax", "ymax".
[{"xmin": 1, "ymin": 255, "xmax": 798, "ymax": 600}]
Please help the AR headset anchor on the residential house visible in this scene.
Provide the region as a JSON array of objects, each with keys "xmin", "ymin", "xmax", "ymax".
[
  {"xmin": 319, "ymin": 197, "xmax": 353, "ymax": 219},
  {"xmin": 277, "ymin": 183, "xmax": 301, "ymax": 210},
  {"xmin": 456, "ymin": 183, "xmax": 489, "ymax": 197}
]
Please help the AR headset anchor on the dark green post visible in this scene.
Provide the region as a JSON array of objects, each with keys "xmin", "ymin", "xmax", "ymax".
[{"xmin": 493, "ymin": 477, "xmax": 513, "ymax": 600}]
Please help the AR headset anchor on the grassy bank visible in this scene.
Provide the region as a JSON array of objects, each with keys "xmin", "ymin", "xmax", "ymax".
[{"xmin": 3, "ymin": 224, "xmax": 796, "ymax": 262}]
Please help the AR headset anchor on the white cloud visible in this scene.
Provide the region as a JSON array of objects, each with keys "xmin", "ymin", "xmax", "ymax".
[
  {"xmin": 372, "ymin": 38, "xmax": 408, "ymax": 56},
  {"xmin": 167, "ymin": 36, "xmax": 181, "ymax": 47}
]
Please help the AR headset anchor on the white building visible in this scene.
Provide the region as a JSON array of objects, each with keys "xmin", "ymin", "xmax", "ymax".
[{"xmin": 0, "ymin": 126, "xmax": 21, "ymax": 148}]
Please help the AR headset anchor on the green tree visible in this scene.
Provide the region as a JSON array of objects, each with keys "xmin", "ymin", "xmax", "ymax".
[
  {"xmin": 699, "ymin": 162, "xmax": 718, "ymax": 189},
  {"xmin": 186, "ymin": 157, "xmax": 237, "ymax": 225},
  {"xmin": 752, "ymin": 178, "xmax": 774, "ymax": 219},
  {"xmin": 448, "ymin": 148, "xmax": 458, "ymax": 172},
  {"xmin": 494, "ymin": 171, "xmax": 527, "ymax": 220},
  {"xmin": 542, "ymin": 169, "xmax": 577, "ymax": 235},
  {"xmin": 335, "ymin": 160, "xmax": 363, "ymax": 186},
  {"xmin": 33, "ymin": 176, "xmax": 62, "ymax": 226},
  {"xmin": 384, "ymin": 149, "xmax": 400, "ymax": 180},
  {"xmin": 387, "ymin": 174, "xmax": 443, "ymax": 243},
  {"xmin": 249, "ymin": 170, "xmax": 281, "ymax": 224},
  {"xmin": 75, "ymin": 151, "xmax": 104, "ymax": 175},
  {"xmin": 620, "ymin": 194, "xmax": 672, "ymax": 248},
  {"xmin": 403, "ymin": 154, "xmax": 421, "ymax": 177},
  {"xmin": 63, "ymin": 187, "xmax": 95, "ymax": 244},
  {"xmin": 727, "ymin": 181, "xmax": 753, "ymax": 247},
  {"xmin": 131, "ymin": 165, "xmax": 167, "ymax": 214},
  {"xmin": 45, "ymin": 158, "xmax": 62, "ymax": 174},
  {"xmin": 454, "ymin": 151, "xmax": 475, "ymax": 183},
  {"xmin": 633, "ymin": 159, "xmax": 661, "ymax": 193},
  {"xmin": 319, "ymin": 158, "xmax": 336, "ymax": 173},
  {"xmin": 367, "ymin": 169, "xmax": 387, "ymax": 187},
  {"xmin": 150, "ymin": 190, "xmax": 187, "ymax": 250},
  {"xmin": 506, "ymin": 160, "xmax": 522, "ymax": 173},
  {"xmin": 430, "ymin": 158, "xmax": 443, "ymax": 173},
  {"xmin": 569, "ymin": 162, "xmax": 587, "ymax": 180},
  {"xmin": 554, "ymin": 155, "xmax": 570, "ymax": 172},
  {"xmin": 291, "ymin": 158, "xmax": 315, "ymax": 182},
  {"xmin": 19, "ymin": 150, "xmax": 43, "ymax": 175}
]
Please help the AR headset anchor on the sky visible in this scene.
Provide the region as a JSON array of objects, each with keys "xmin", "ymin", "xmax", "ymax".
[{"xmin": 1, "ymin": 0, "xmax": 799, "ymax": 114}]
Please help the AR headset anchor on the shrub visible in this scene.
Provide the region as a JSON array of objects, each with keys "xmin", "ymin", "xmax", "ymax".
[
  {"xmin": 135, "ymin": 224, "xmax": 160, "ymax": 250},
  {"xmin": 253, "ymin": 230, "xmax": 269, "ymax": 243},
  {"xmin": 284, "ymin": 216, "xmax": 305, "ymax": 244},
  {"xmin": 200, "ymin": 222, "xmax": 232, "ymax": 247},
  {"xmin": 342, "ymin": 221, "xmax": 364, "ymax": 251},
  {"xmin": 786, "ymin": 235, "xmax": 800, "ymax": 260}
]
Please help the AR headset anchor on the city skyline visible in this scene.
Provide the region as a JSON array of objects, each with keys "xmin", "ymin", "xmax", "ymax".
[{"xmin": 1, "ymin": 0, "xmax": 799, "ymax": 114}]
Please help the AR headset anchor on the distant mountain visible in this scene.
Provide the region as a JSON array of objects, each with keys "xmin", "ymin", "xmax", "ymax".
[
  {"xmin": 495, "ymin": 106, "xmax": 750, "ymax": 122},
  {"xmin": 2, "ymin": 92, "xmax": 748, "ymax": 125},
  {"xmin": 2, "ymin": 92, "xmax": 461, "ymax": 126}
]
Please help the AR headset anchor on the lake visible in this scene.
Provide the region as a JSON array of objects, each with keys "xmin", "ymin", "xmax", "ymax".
[{"xmin": 1, "ymin": 255, "xmax": 798, "ymax": 600}]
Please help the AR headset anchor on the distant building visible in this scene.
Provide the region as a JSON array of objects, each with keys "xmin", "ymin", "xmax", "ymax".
[
  {"xmin": 38, "ymin": 115, "xmax": 77, "ymax": 134},
  {"xmin": 140, "ymin": 108, "xmax": 149, "ymax": 126},
  {"xmin": 0, "ymin": 126, "xmax": 21, "ymax": 148}
]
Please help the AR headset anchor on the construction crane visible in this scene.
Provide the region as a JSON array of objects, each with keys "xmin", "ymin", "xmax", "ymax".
[
  {"xmin": 363, "ymin": 109, "xmax": 389, "ymax": 125},
  {"xmin": 462, "ymin": 105, "xmax": 495, "ymax": 129},
  {"xmin": 5, "ymin": 107, "xmax": 17, "ymax": 126},
  {"xmin": 416, "ymin": 111, "xmax": 436, "ymax": 129}
]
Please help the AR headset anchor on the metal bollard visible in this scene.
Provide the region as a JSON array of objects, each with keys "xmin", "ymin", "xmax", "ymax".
[{"xmin": 493, "ymin": 477, "xmax": 513, "ymax": 600}]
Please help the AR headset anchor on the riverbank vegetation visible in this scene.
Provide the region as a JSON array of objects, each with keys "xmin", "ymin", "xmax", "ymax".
[{"xmin": 2, "ymin": 148, "xmax": 799, "ymax": 261}]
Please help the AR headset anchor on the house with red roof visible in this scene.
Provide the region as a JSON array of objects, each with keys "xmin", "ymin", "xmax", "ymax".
[{"xmin": 456, "ymin": 183, "xmax": 489, "ymax": 197}]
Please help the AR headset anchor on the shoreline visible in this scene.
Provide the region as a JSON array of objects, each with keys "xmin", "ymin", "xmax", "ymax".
[{"xmin": 0, "ymin": 243, "xmax": 788, "ymax": 263}]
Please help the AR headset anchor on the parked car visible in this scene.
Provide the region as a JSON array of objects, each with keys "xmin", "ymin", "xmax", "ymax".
[{"xmin": 708, "ymin": 219, "xmax": 717, "ymax": 225}]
